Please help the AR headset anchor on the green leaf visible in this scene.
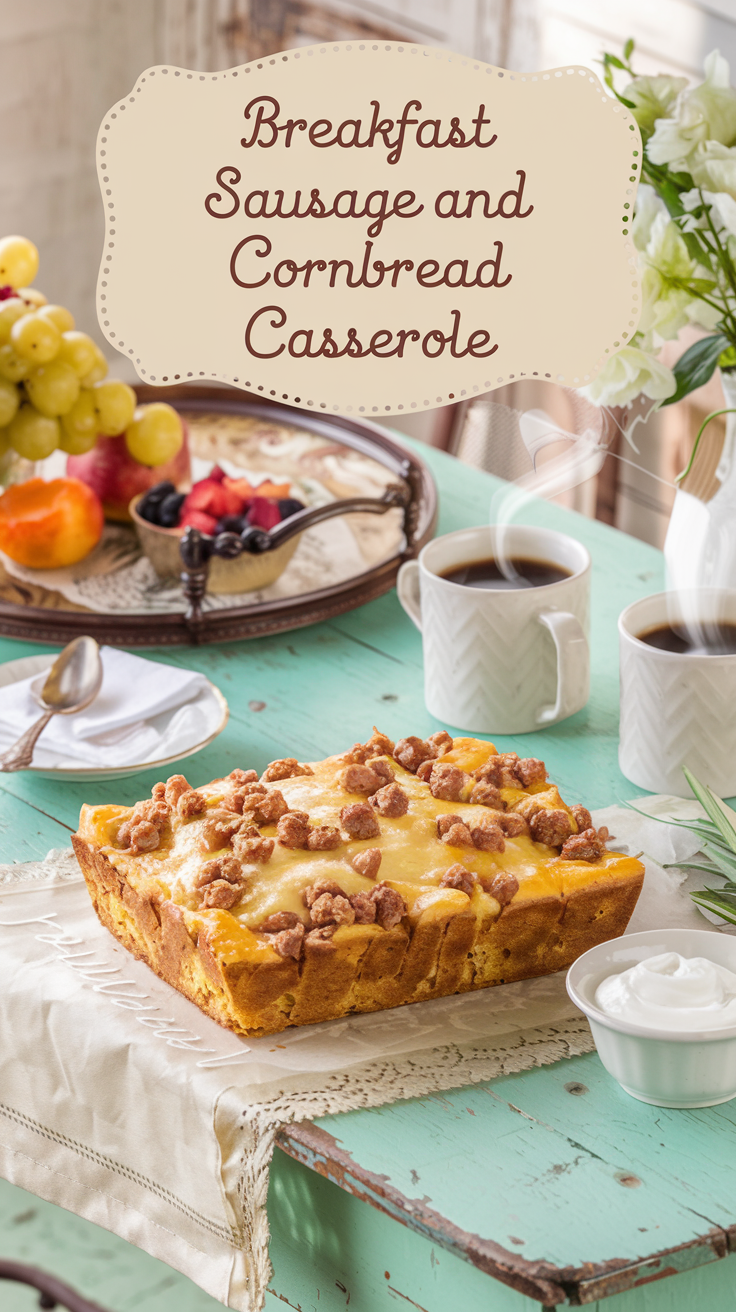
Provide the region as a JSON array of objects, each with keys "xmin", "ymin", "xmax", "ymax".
[
  {"xmin": 681, "ymin": 232, "xmax": 713, "ymax": 271},
  {"xmin": 604, "ymin": 54, "xmax": 629, "ymax": 70},
  {"xmin": 660, "ymin": 180, "xmax": 686, "ymax": 217},
  {"xmin": 663, "ymin": 860, "xmax": 725, "ymax": 878},
  {"xmin": 623, "ymin": 37, "xmax": 635, "ymax": 62},
  {"xmin": 682, "ymin": 767, "xmax": 736, "ymax": 850},
  {"xmin": 719, "ymin": 345, "xmax": 736, "ymax": 368},
  {"xmin": 698, "ymin": 840, "xmax": 736, "ymax": 878},
  {"xmin": 691, "ymin": 888, "xmax": 736, "ymax": 924},
  {"xmin": 687, "ymin": 278, "xmax": 718, "ymax": 295},
  {"xmin": 660, "ymin": 334, "xmax": 729, "ymax": 405}
]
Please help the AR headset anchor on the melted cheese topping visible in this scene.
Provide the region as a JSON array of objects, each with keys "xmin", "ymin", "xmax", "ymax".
[{"xmin": 78, "ymin": 741, "xmax": 643, "ymax": 968}]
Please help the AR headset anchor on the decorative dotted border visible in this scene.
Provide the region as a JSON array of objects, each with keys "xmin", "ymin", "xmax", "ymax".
[{"xmin": 97, "ymin": 43, "xmax": 641, "ymax": 414}]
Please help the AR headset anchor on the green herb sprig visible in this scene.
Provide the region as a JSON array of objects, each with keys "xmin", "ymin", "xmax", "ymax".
[{"xmin": 627, "ymin": 766, "xmax": 736, "ymax": 923}]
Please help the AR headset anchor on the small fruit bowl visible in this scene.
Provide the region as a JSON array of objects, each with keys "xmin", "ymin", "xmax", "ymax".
[
  {"xmin": 130, "ymin": 493, "xmax": 301, "ymax": 594},
  {"xmin": 131, "ymin": 464, "xmax": 410, "ymax": 612}
]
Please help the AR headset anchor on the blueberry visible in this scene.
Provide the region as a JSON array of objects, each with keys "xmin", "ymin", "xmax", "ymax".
[
  {"xmin": 138, "ymin": 481, "xmax": 176, "ymax": 525},
  {"xmin": 158, "ymin": 492, "xmax": 186, "ymax": 528},
  {"xmin": 216, "ymin": 514, "xmax": 246, "ymax": 534},
  {"xmin": 145, "ymin": 481, "xmax": 175, "ymax": 504},
  {"xmin": 139, "ymin": 499, "xmax": 163, "ymax": 525},
  {"xmin": 278, "ymin": 498, "xmax": 306, "ymax": 520}
]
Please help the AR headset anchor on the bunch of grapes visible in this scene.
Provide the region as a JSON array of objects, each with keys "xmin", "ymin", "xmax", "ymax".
[{"xmin": 0, "ymin": 235, "xmax": 182, "ymax": 466}]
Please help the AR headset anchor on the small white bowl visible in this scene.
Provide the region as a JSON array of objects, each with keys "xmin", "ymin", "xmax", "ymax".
[{"xmin": 567, "ymin": 928, "xmax": 736, "ymax": 1108}]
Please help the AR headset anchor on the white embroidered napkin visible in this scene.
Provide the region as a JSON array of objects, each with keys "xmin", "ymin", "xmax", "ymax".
[{"xmin": 0, "ymin": 647, "xmax": 211, "ymax": 767}]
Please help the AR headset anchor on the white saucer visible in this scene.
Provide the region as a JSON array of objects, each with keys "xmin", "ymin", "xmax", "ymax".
[{"xmin": 0, "ymin": 654, "xmax": 229, "ymax": 780}]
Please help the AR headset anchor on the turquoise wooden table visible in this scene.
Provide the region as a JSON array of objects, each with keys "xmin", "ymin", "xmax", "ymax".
[{"xmin": 2, "ymin": 441, "xmax": 735, "ymax": 1312}]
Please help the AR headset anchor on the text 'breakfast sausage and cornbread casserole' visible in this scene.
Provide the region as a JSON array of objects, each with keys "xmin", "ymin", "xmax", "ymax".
[{"xmin": 72, "ymin": 730, "xmax": 645, "ymax": 1036}]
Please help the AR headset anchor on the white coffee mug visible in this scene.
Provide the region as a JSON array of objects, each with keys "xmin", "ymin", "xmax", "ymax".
[
  {"xmin": 397, "ymin": 524, "xmax": 590, "ymax": 733},
  {"xmin": 619, "ymin": 589, "xmax": 736, "ymax": 797}
]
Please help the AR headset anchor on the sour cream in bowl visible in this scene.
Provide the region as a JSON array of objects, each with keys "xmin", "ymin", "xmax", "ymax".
[{"xmin": 567, "ymin": 929, "xmax": 736, "ymax": 1107}]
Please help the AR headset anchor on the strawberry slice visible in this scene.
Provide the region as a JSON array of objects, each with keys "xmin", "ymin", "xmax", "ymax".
[
  {"xmin": 247, "ymin": 496, "xmax": 282, "ymax": 530},
  {"xmin": 183, "ymin": 478, "xmax": 243, "ymax": 519},
  {"xmin": 179, "ymin": 509, "xmax": 218, "ymax": 534}
]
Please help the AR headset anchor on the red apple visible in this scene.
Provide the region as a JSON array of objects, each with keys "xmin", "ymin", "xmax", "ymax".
[{"xmin": 66, "ymin": 421, "xmax": 191, "ymax": 521}]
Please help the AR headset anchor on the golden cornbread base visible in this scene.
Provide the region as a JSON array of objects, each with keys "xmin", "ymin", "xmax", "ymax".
[{"xmin": 72, "ymin": 739, "xmax": 645, "ymax": 1037}]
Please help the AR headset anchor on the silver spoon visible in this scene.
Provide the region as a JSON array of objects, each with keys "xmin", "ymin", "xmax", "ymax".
[{"xmin": 0, "ymin": 636, "xmax": 104, "ymax": 772}]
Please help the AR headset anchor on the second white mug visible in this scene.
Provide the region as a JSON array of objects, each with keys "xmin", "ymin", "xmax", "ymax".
[{"xmin": 397, "ymin": 524, "xmax": 591, "ymax": 733}]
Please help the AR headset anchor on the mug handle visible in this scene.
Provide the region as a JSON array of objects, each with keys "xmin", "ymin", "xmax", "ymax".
[
  {"xmin": 397, "ymin": 559, "xmax": 423, "ymax": 631},
  {"xmin": 536, "ymin": 610, "xmax": 589, "ymax": 726}
]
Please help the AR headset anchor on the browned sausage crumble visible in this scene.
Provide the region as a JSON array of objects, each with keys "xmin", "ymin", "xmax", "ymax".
[
  {"xmin": 340, "ymin": 763, "xmax": 386, "ymax": 795},
  {"xmin": 560, "ymin": 828, "xmax": 607, "ymax": 863},
  {"xmin": 351, "ymin": 847, "xmax": 382, "ymax": 879},
  {"xmin": 478, "ymin": 870, "xmax": 520, "ymax": 906},
  {"xmin": 570, "ymin": 804, "xmax": 593, "ymax": 833},
  {"xmin": 469, "ymin": 822, "xmax": 505, "ymax": 853},
  {"xmin": 428, "ymin": 763, "xmax": 470, "ymax": 802},
  {"xmin": 469, "ymin": 781, "xmax": 506, "ymax": 810},
  {"xmin": 441, "ymin": 821, "xmax": 474, "ymax": 848},
  {"xmin": 261, "ymin": 758, "xmax": 314, "ymax": 782},
  {"xmin": 530, "ymin": 809, "xmax": 574, "ymax": 848},
  {"xmin": 370, "ymin": 782, "xmax": 409, "ymax": 817},
  {"xmin": 439, "ymin": 864, "xmax": 476, "ymax": 895},
  {"xmin": 229, "ymin": 768, "xmax": 259, "ymax": 787},
  {"xmin": 276, "ymin": 811, "xmax": 311, "ymax": 849},
  {"xmin": 340, "ymin": 803, "xmax": 381, "ymax": 840}
]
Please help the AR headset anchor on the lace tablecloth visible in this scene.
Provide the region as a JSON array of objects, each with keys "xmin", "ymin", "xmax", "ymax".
[{"xmin": 0, "ymin": 800, "xmax": 717, "ymax": 1311}]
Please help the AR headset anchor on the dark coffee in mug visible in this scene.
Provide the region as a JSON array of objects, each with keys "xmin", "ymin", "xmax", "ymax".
[
  {"xmin": 440, "ymin": 555, "xmax": 571, "ymax": 591},
  {"xmin": 638, "ymin": 622, "xmax": 736, "ymax": 656}
]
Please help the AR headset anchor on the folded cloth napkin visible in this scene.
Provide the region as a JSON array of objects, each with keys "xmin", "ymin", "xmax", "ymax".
[{"xmin": 0, "ymin": 647, "xmax": 211, "ymax": 767}]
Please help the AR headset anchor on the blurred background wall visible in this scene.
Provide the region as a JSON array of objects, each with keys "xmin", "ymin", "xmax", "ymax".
[{"xmin": 3, "ymin": 0, "xmax": 736, "ymax": 546}]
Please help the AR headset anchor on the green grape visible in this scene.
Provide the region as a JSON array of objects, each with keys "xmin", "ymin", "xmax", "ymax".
[
  {"xmin": 25, "ymin": 360, "xmax": 80, "ymax": 417},
  {"xmin": 38, "ymin": 303, "xmax": 75, "ymax": 333},
  {"xmin": 79, "ymin": 345, "xmax": 108, "ymax": 387},
  {"xmin": 0, "ymin": 377, "xmax": 20, "ymax": 427},
  {"xmin": 0, "ymin": 298, "xmax": 31, "ymax": 346},
  {"xmin": 59, "ymin": 425, "xmax": 98, "ymax": 455},
  {"xmin": 124, "ymin": 403, "xmax": 183, "ymax": 467},
  {"xmin": 0, "ymin": 427, "xmax": 10, "ymax": 456},
  {"xmin": 18, "ymin": 287, "xmax": 47, "ymax": 309},
  {"xmin": 91, "ymin": 379, "xmax": 136, "ymax": 435},
  {"xmin": 0, "ymin": 344, "xmax": 30, "ymax": 382},
  {"xmin": 10, "ymin": 312, "xmax": 61, "ymax": 364},
  {"xmin": 0, "ymin": 235, "xmax": 39, "ymax": 289},
  {"xmin": 61, "ymin": 389, "xmax": 97, "ymax": 443},
  {"xmin": 8, "ymin": 403, "xmax": 59, "ymax": 459},
  {"xmin": 57, "ymin": 331, "xmax": 98, "ymax": 378}
]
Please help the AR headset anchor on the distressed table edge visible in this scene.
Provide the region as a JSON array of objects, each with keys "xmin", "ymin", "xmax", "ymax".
[{"xmin": 275, "ymin": 1122, "xmax": 734, "ymax": 1306}]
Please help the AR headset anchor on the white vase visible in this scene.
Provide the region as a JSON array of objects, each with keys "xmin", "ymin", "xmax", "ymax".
[{"xmin": 665, "ymin": 369, "xmax": 736, "ymax": 592}]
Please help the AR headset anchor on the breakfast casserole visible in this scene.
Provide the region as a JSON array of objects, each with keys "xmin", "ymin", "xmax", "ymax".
[{"xmin": 72, "ymin": 730, "xmax": 645, "ymax": 1036}]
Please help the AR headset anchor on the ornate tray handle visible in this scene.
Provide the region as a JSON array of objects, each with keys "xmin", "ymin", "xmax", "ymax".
[{"xmin": 180, "ymin": 479, "xmax": 412, "ymax": 634}]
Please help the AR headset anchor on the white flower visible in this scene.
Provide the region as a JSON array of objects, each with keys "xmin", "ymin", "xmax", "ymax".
[
  {"xmin": 648, "ymin": 50, "xmax": 736, "ymax": 166},
  {"xmin": 645, "ymin": 211, "xmax": 695, "ymax": 280},
  {"xmin": 708, "ymin": 190, "xmax": 736, "ymax": 238},
  {"xmin": 688, "ymin": 295, "xmax": 722, "ymax": 330},
  {"xmin": 637, "ymin": 264, "xmax": 693, "ymax": 342},
  {"xmin": 632, "ymin": 184, "xmax": 667, "ymax": 251},
  {"xmin": 636, "ymin": 211, "xmax": 718, "ymax": 341},
  {"xmin": 581, "ymin": 345, "xmax": 677, "ymax": 407},
  {"xmin": 623, "ymin": 74, "xmax": 687, "ymax": 135},
  {"xmin": 688, "ymin": 139, "xmax": 736, "ymax": 190}
]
